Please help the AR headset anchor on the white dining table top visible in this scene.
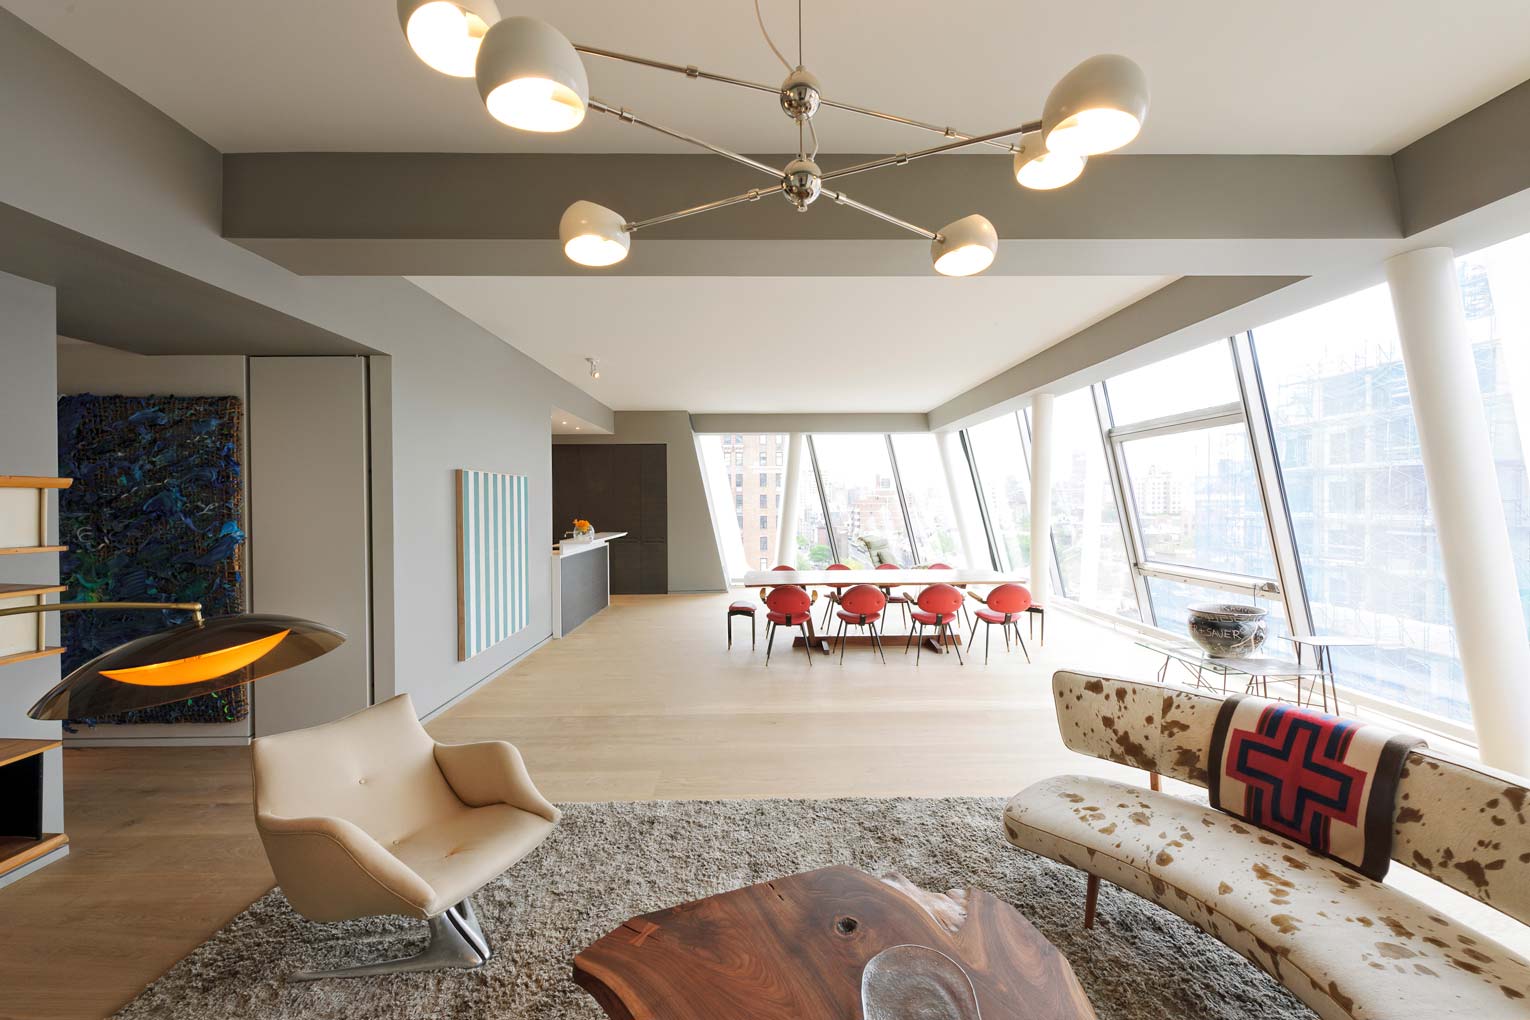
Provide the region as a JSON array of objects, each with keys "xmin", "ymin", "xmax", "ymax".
[{"xmin": 741, "ymin": 568, "xmax": 1025, "ymax": 588}]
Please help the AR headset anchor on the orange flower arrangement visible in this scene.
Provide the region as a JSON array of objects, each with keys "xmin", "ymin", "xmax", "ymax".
[{"xmin": 572, "ymin": 518, "xmax": 593, "ymax": 532}]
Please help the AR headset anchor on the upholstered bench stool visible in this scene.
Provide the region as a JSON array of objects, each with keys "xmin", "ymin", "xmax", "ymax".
[{"xmin": 726, "ymin": 600, "xmax": 756, "ymax": 649}]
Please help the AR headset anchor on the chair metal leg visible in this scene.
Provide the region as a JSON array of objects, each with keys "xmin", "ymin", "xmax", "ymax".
[
  {"xmin": 915, "ymin": 622, "xmax": 924, "ymax": 664},
  {"xmin": 727, "ymin": 614, "xmax": 733, "ymax": 649},
  {"xmin": 800, "ymin": 623, "xmax": 813, "ymax": 666},
  {"xmin": 1015, "ymin": 628, "xmax": 1030, "ymax": 664},
  {"xmin": 984, "ymin": 622, "xmax": 991, "ymax": 665},
  {"xmin": 871, "ymin": 623, "xmax": 887, "ymax": 663},
  {"xmin": 752, "ymin": 615, "xmax": 756, "ymax": 649},
  {"xmin": 948, "ymin": 624, "xmax": 964, "ymax": 665},
  {"xmin": 291, "ymin": 900, "xmax": 490, "ymax": 981},
  {"xmin": 765, "ymin": 621, "xmax": 776, "ymax": 664},
  {"xmin": 838, "ymin": 619, "xmax": 848, "ymax": 663}
]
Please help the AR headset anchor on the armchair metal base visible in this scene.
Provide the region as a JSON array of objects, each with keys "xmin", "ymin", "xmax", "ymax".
[{"xmin": 291, "ymin": 897, "xmax": 491, "ymax": 981}]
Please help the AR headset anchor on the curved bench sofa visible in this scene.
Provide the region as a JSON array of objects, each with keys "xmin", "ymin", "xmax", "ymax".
[{"xmin": 1005, "ymin": 671, "xmax": 1530, "ymax": 1019}]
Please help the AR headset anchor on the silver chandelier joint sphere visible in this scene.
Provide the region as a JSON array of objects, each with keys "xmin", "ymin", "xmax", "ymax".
[{"xmin": 397, "ymin": 0, "xmax": 1150, "ymax": 275}]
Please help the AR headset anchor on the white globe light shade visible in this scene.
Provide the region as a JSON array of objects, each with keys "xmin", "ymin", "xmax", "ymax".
[
  {"xmin": 1013, "ymin": 130, "xmax": 1086, "ymax": 190},
  {"xmin": 476, "ymin": 16, "xmax": 589, "ymax": 132},
  {"xmin": 397, "ymin": 0, "xmax": 499, "ymax": 78},
  {"xmin": 1042, "ymin": 54, "xmax": 1149, "ymax": 156},
  {"xmin": 931, "ymin": 214, "xmax": 998, "ymax": 277},
  {"xmin": 560, "ymin": 201, "xmax": 630, "ymax": 267}
]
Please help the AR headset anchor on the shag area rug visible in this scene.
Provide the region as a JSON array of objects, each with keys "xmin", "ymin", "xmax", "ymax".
[{"xmin": 116, "ymin": 798, "xmax": 1314, "ymax": 1019}]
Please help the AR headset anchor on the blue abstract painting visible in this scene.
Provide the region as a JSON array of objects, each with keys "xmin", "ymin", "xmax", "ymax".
[{"xmin": 58, "ymin": 394, "xmax": 247, "ymax": 725}]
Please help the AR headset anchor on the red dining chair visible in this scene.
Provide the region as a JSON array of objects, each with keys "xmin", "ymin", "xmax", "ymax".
[
  {"xmin": 964, "ymin": 583, "xmax": 1032, "ymax": 665},
  {"xmin": 819, "ymin": 562, "xmax": 853, "ymax": 629},
  {"xmin": 925, "ymin": 562, "xmax": 972, "ymax": 627},
  {"xmin": 875, "ymin": 562, "xmax": 911, "ymax": 628},
  {"xmin": 904, "ymin": 583, "xmax": 965, "ymax": 664},
  {"xmin": 764, "ymin": 584, "xmax": 817, "ymax": 667},
  {"xmin": 748, "ymin": 565, "xmax": 811, "ymax": 655},
  {"xmin": 832, "ymin": 584, "xmax": 888, "ymax": 664}
]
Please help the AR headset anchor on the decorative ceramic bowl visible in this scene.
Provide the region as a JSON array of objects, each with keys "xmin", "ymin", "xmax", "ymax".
[{"xmin": 1186, "ymin": 603, "xmax": 1268, "ymax": 657}]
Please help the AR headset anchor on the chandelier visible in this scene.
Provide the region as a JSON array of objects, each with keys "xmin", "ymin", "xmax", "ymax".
[{"xmin": 396, "ymin": 0, "xmax": 1149, "ymax": 276}]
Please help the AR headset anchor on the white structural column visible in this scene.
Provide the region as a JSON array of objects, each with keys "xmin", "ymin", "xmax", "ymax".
[
  {"xmin": 776, "ymin": 432, "xmax": 805, "ymax": 566},
  {"xmin": 936, "ymin": 429, "xmax": 984, "ymax": 567},
  {"xmin": 1387, "ymin": 247, "xmax": 1530, "ymax": 774},
  {"xmin": 1029, "ymin": 393, "xmax": 1056, "ymax": 606}
]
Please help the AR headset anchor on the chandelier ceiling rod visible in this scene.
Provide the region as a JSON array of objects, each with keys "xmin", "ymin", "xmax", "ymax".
[
  {"xmin": 819, "ymin": 124, "xmax": 1038, "ymax": 183},
  {"xmin": 623, "ymin": 184, "xmax": 785, "ymax": 233},
  {"xmin": 575, "ymin": 42, "xmax": 1021, "ymax": 154},
  {"xmin": 587, "ymin": 98, "xmax": 784, "ymax": 179},
  {"xmin": 824, "ymin": 191, "xmax": 940, "ymax": 241}
]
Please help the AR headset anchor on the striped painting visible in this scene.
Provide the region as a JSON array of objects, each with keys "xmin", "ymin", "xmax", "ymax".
[{"xmin": 456, "ymin": 469, "xmax": 531, "ymax": 660}]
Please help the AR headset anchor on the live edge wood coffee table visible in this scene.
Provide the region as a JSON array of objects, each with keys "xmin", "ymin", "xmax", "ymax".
[{"xmin": 572, "ymin": 865, "xmax": 1096, "ymax": 1020}]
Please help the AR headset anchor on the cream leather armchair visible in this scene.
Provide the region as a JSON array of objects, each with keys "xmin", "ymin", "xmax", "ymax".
[{"xmin": 252, "ymin": 693, "xmax": 559, "ymax": 980}]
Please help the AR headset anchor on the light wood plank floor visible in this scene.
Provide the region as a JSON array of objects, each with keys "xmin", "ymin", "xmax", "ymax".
[{"xmin": 0, "ymin": 594, "xmax": 1520, "ymax": 1018}]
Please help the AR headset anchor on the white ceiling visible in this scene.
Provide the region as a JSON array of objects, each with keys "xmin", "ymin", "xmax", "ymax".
[
  {"xmin": 412, "ymin": 274, "xmax": 1173, "ymax": 412},
  {"xmin": 9, "ymin": 1, "xmax": 1530, "ymax": 155}
]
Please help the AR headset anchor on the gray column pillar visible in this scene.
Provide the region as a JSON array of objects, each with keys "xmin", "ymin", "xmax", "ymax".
[
  {"xmin": 1386, "ymin": 246, "xmax": 1530, "ymax": 773},
  {"xmin": 1029, "ymin": 394, "xmax": 1055, "ymax": 606}
]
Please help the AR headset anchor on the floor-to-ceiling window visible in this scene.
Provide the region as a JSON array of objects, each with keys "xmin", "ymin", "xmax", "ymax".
[
  {"xmin": 890, "ymin": 433, "xmax": 966, "ymax": 566},
  {"xmin": 1104, "ymin": 342, "xmax": 1287, "ymax": 640},
  {"xmin": 699, "ymin": 433, "xmax": 789, "ymax": 574},
  {"xmin": 1048, "ymin": 390, "xmax": 1139, "ymax": 619},
  {"xmin": 809, "ymin": 434, "xmax": 914, "ymax": 568},
  {"xmin": 965, "ymin": 413, "xmax": 1031, "ymax": 571},
  {"xmin": 1250, "ymin": 285, "xmax": 1467, "ymax": 721}
]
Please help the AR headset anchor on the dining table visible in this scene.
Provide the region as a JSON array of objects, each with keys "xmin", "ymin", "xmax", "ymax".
[{"xmin": 740, "ymin": 567, "xmax": 1028, "ymax": 655}]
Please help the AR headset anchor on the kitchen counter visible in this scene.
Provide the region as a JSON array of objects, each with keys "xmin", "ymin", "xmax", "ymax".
[{"xmin": 552, "ymin": 531, "xmax": 627, "ymax": 637}]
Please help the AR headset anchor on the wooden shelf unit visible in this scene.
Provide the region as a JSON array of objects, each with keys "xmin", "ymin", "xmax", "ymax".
[
  {"xmin": 0, "ymin": 582, "xmax": 67, "ymax": 665},
  {"xmin": 0, "ymin": 476, "xmax": 71, "ymax": 558},
  {"xmin": 0, "ymin": 739, "xmax": 65, "ymax": 879}
]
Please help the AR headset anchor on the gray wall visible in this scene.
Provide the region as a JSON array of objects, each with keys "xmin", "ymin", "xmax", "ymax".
[
  {"xmin": 0, "ymin": 12, "xmax": 615, "ymax": 722},
  {"xmin": 556, "ymin": 411, "xmax": 726, "ymax": 593},
  {"xmin": 0, "ymin": 271, "xmax": 64, "ymax": 839},
  {"xmin": 55, "ymin": 341, "xmax": 252, "ymax": 742}
]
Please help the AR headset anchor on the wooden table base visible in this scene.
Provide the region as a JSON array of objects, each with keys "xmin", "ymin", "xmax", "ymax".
[{"xmin": 573, "ymin": 865, "xmax": 1095, "ymax": 1020}]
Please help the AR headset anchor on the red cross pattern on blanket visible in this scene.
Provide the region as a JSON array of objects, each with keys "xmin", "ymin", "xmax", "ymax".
[{"xmin": 1224, "ymin": 703, "xmax": 1369, "ymax": 851}]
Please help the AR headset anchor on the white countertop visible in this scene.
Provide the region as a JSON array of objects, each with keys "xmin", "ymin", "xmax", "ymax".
[{"xmin": 554, "ymin": 531, "xmax": 628, "ymax": 558}]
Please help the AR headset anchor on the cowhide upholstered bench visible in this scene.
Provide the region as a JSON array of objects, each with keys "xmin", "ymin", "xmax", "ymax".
[{"xmin": 1005, "ymin": 670, "xmax": 1530, "ymax": 1020}]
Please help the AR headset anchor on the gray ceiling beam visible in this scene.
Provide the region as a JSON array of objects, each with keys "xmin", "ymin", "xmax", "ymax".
[
  {"xmin": 223, "ymin": 151, "xmax": 1401, "ymax": 277},
  {"xmin": 1394, "ymin": 78, "xmax": 1530, "ymax": 236}
]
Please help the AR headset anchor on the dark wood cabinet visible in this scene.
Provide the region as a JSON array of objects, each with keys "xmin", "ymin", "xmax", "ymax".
[{"xmin": 553, "ymin": 443, "xmax": 668, "ymax": 594}]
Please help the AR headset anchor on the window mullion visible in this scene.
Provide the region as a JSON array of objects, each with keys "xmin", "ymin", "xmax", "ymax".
[
  {"xmin": 805, "ymin": 435, "xmax": 839, "ymax": 564},
  {"xmin": 959, "ymin": 429, "xmax": 1004, "ymax": 569},
  {"xmin": 885, "ymin": 433, "xmax": 920, "ymax": 565},
  {"xmin": 1233, "ymin": 331, "xmax": 1315, "ymax": 637},
  {"xmin": 1092, "ymin": 383, "xmax": 1153, "ymax": 623}
]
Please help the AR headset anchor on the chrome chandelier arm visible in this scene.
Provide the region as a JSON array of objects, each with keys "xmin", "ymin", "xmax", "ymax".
[
  {"xmin": 819, "ymin": 123, "xmax": 1039, "ymax": 183},
  {"xmin": 624, "ymin": 184, "xmax": 787, "ymax": 234},
  {"xmin": 818, "ymin": 96, "xmax": 1028, "ymax": 153},
  {"xmin": 587, "ymin": 98, "xmax": 784, "ymax": 179},
  {"xmin": 824, "ymin": 190, "xmax": 942, "ymax": 242},
  {"xmin": 575, "ymin": 45, "xmax": 780, "ymax": 96}
]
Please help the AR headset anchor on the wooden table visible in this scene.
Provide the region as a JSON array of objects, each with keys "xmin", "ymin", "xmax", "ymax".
[
  {"xmin": 572, "ymin": 865, "xmax": 1095, "ymax": 1020},
  {"xmin": 741, "ymin": 568, "xmax": 1029, "ymax": 657}
]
